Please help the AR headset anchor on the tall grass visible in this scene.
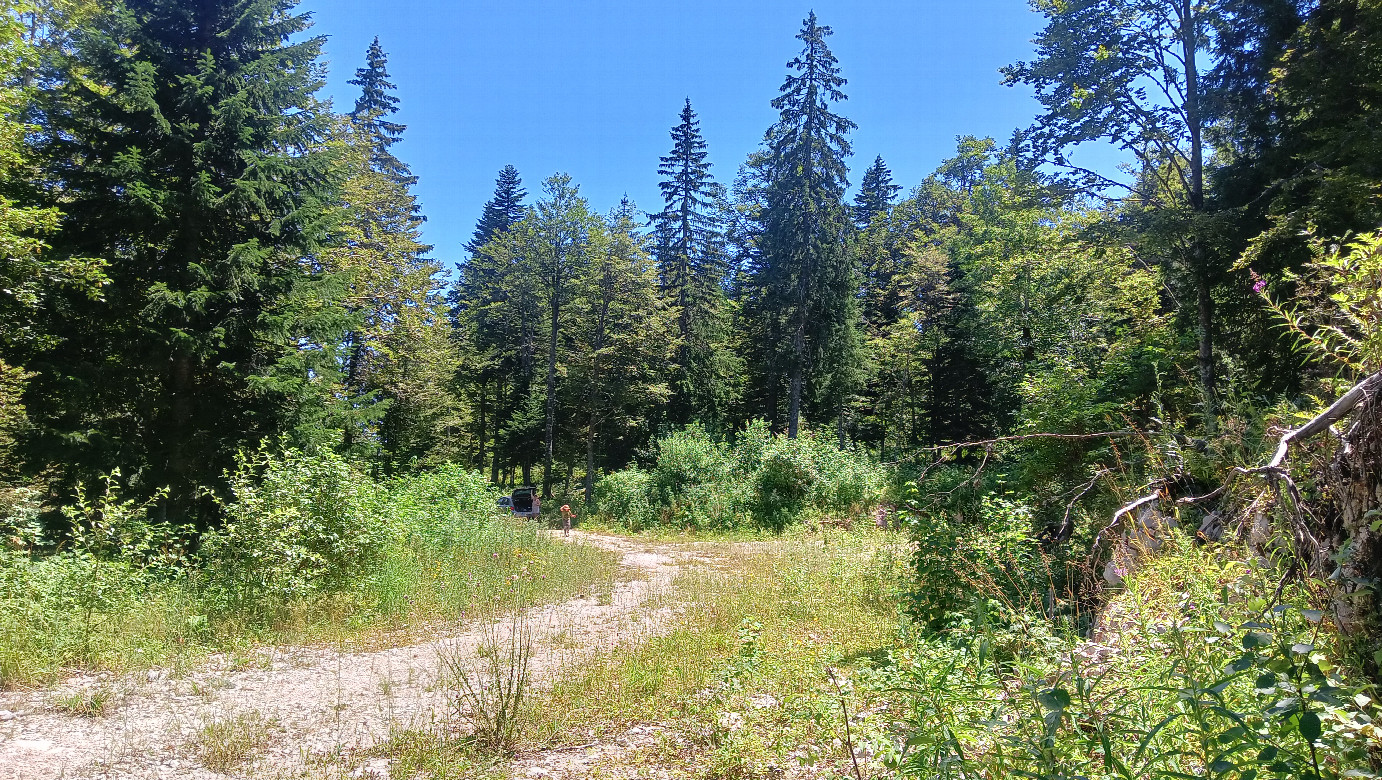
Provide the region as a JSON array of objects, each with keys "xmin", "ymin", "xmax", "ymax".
[
  {"xmin": 522, "ymin": 530, "xmax": 909, "ymax": 774},
  {"xmin": 0, "ymin": 450, "xmax": 618, "ymax": 688}
]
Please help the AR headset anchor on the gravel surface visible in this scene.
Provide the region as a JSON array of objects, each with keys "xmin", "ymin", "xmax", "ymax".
[{"xmin": 0, "ymin": 532, "xmax": 682, "ymax": 780}]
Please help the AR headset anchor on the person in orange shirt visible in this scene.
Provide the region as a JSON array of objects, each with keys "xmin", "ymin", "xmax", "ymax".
[{"xmin": 560, "ymin": 504, "xmax": 573, "ymax": 537}]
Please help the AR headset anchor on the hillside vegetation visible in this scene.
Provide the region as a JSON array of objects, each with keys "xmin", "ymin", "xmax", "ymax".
[{"xmin": 2, "ymin": 1, "xmax": 1381, "ymax": 778}]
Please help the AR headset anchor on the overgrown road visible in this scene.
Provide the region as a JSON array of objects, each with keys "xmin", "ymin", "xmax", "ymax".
[{"xmin": 0, "ymin": 532, "xmax": 685, "ymax": 780}]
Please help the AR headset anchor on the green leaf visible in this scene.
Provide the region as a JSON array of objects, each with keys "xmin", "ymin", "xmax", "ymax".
[
  {"xmin": 1257, "ymin": 746, "xmax": 1278, "ymax": 763},
  {"xmin": 1267, "ymin": 697, "xmax": 1301, "ymax": 717},
  {"xmin": 1255, "ymin": 673, "xmax": 1277, "ymax": 691},
  {"xmin": 1243, "ymin": 632, "xmax": 1272, "ymax": 650},
  {"xmin": 1210, "ymin": 759, "xmax": 1235, "ymax": 774},
  {"xmin": 1037, "ymin": 688, "xmax": 1072, "ymax": 711},
  {"xmin": 1298, "ymin": 711, "xmax": 1322, "ymax": 742},
  {"xmin": 1301, "ymin": 609, "xmax": 1324, "ymax": 623}
]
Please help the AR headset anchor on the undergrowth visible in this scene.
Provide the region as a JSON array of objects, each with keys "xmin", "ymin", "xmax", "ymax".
[
  {"xmin": 0, "ymin": 449, "xmax": 618, "ymax": 687},
  {"xmin": 595, "ymin": 420, "xmax": 887, "ymax": 532}
]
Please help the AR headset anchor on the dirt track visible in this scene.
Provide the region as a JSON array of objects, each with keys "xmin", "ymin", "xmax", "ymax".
[{"xmin": 0, "ymin": 532, "xmax": 683, "ymax": 780}]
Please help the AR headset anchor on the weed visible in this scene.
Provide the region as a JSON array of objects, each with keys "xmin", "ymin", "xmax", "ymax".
[
  {"xmin": 51, "ymin": 686, "xmax": 114, "ymax": 717},
  {"xmin": 194, "ymin": 710, "xmax": 275, "ymax": 772},
  {"xmin": 439, "ymin": 582, "xmax": 535, "ymax": 753}
]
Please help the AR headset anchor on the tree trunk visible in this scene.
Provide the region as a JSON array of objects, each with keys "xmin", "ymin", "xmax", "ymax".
[
  {"xmin": 788, "ymin": 318, "xmax": 805, "ymax": 439},
  {"xmin": 1181, "ymin": 0, "xmax": 1215, "ymax": 424},
  {"xmin": 476, "ymin": 372, "xmax": 487, "ymax": 471},
  {"xmin": 490, "ymin": 375, "xmax": 502, "ymax": 485},
  {"xmin": 542, "ymin": 296, "xmax": 559, "ymax": 498}
]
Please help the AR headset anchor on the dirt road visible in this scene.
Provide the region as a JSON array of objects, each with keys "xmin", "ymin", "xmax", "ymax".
[{"xmin": 0, "ymin": 532, "xmax": 683, "ymax": 780}]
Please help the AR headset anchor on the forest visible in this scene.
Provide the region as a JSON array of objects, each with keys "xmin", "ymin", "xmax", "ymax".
[{"xmin": 2, "ymin": 0, "xmax": 1381, "ymax": 778}]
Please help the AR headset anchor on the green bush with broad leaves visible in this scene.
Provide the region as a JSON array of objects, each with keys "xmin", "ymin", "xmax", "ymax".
[
  {"xmin": 200, "ymin": 448, "xmax": 395, "ymax": 611},
  {"xmin": 594, "ymin": 420, "xmax": 886, "ymax": 530},
  {"xmin": 874, "ymin": 528, "xmax": 1382, "ymax": 780}
]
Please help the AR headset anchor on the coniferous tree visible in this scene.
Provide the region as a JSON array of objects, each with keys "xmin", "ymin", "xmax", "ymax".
[
  {"xmin": 454, "ymin": 166, "xmax": 528, "ymax": 476},
  {"xmin": 25, "ymin": 0, "xmax": 342, "ymax": 523},
  {"xmin": 853, "ymin": 155, "xmax": 901, "ymax": 228},
  {"xmin": 347, "ymin": 36, "xmax": 414, "ymax": 190},
  {"xmin": 462, "ymin": 217, "xmax": 544, "ymax": 485},
  {"xmin": 325, "ymin": 41, "xmax": 460, "ymax": 471},
  {"xmin": 754, "ymin": 12, "xmax": 860, "ymax": 438},
  {"xmin": 652, "ymin": 99, "xmax": 735, "ymax": 428},
  {"xmin": 467, "ymin": 165, "xmax": 527, "ymax": 256}
]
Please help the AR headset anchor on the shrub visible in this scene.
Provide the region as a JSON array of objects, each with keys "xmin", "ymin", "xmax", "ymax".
[
  {"xmin": 751, "ymin": 437, "xmax": 814, "ymax": 529},
  {"xmin": 200, "ymin": 448, "xmax": 393, "ymax": 612},
  {"xmin": 595, "ymin": 421, "xmax": 886, "ymax": 531},
  {"xmin": 904, "ymin": 488, "xmax": 1053, "ymax": 632},
  {"xmin": 387, "ymin": 464, "xmax": 507, "ymax": 551},
  {"xmin": 594, "ymin": 467, "xmax": 655, "ymax": 530},
  {"xmin": 649, "ymin": 424, "xmax": 732, "ymax": 505}
]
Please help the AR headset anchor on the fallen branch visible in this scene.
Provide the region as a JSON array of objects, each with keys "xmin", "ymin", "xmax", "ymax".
[
  {"xmin": 1267, "ymin": 371, "xmax": 1382, "ymax": 469},
  {"xmin": 917, "ymin": 430, "xmax": 1143, "ymax": 453},
  {"xmin": 1175, "ymin": 371, "xmax": 1382, "ymax": 506}
]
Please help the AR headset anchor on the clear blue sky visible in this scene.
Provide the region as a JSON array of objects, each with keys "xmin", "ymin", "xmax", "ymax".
[{"xmin": 300, "ymin": 1, "xmax": 1053, "ymax": 266}]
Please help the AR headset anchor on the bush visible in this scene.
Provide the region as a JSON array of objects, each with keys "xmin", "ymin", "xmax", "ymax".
[
  {"xmin": 387, "ymin": 464, "xmax": 507, "ymax": 551},
  {"xmin": 595, "ymin": 421, "xmax": 887, "ymax": 531},
  {"xmin": 594, "ymin": 467, "xmax": 655, "ymax": 530},
  {"xmin": 650, "ymin": 424, "xmax": 731, "ymax": 505},
  {"xmin": 200, "ymin": 448, "xmax": 394, "ymax": 612},
  {"xmin": 905, "ymin": 487, "xmax": 1055, "ymax": 632}
]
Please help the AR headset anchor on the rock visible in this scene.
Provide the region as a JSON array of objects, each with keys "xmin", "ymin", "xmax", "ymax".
[
  {"xmin": 750, "ymin": 694, "xmax": 779, "ymax": 710},
  {"xmin": 0, "ymin": 710, "xmax": 14, "ymax": 721},
  {"xmin": 148, "ymin": 669, "xmax": 166, "ymax": 682}
]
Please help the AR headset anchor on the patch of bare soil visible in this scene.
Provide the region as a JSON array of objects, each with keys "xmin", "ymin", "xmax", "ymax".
[{"xmin": 0, "ymin": 532, "xmax": 685, "ymax": 780}]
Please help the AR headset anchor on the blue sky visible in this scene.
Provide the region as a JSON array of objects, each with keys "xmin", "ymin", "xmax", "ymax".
[{"xmin": 300, "ymin": 1, "xmax": 1055, "ymax": 266}]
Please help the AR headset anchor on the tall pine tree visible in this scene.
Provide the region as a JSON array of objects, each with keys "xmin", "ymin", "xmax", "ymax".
[
  {"xmin": 347, "ymin": 36, "xmax": 414, "ymax": 189},
  {"xmin": 467, "ymin": 165, "xmax": 527, "ymax": 255},
  {"xmin": 325, "ymin": 40, "xmax": 460, "ymax": 472},
  {"xmin": 852, "ymin": 155, "xmax": 901, "ymax": 228},
  {"xmin": 455, "ymin": 166, "xmax": 530, "ymax": 480},
  {"xmin": 755, "ymin": 12, "xmax": 860, "ymax": 438},
  {"xmin": 25, "ymin": 0, "xmax": 342, "ymax": 523},
  {"xmin": 652, "ymin": 99, "xmax": 734, "ymax": 429}
]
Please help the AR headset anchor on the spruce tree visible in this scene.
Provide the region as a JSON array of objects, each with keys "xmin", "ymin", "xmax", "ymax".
[
  {"xmin": 652, "ymin": 99, "xmax": 732, "ymax": 428},
  {"xmin": 456, "ymin": 166, "xmax": 529, "ymax": 479},
  {"xmin": 467, "ymin": 165, "xmax": 527, "ymax": 255},
  {"xmin": 756, "ymin": 12, "xmax": 860, "ymax": 438},
  {"xmin": 348, "ymin": 36, "xmax": 414, "ymax": 188},
  {"xmin": 853, "ymin": 155, "xmax": 901, "ymax": 227},
  {"xmin": 25, "ymin": 0, "xmax": 342, "ymax": 523},
  {"xmin": 326, "ymin": 40, "xmax": 457, "ymax": 470}
]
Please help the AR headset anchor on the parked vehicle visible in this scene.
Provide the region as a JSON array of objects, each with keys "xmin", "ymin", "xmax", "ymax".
[
  {"xmin": 496, "ymin": 495, "xmax": 512, "ymax": 511},
  {"xmin": 510, "ymin": 486, "xmax": 540, "ymax": 519}
]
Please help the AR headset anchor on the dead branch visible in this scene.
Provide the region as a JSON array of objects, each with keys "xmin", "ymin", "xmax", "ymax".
[
  {"xmin": 917, "ymin": 431, "xmax": 1142, "ymax": 453},
  {"xmin": 1267, "ymin": 371, "xmax": 1382, "ymax": 469},
  {"xmin": 1175, "ymin": 371, "xmax": 1382, "ymax": 506}
]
